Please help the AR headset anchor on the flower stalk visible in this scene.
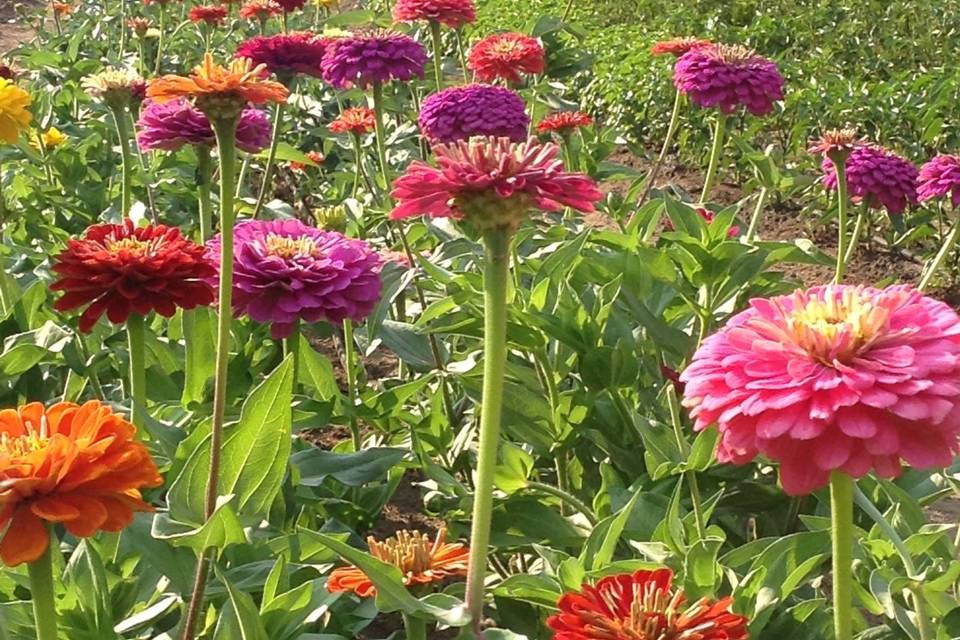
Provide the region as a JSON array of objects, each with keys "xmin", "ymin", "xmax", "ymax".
[
  {"xmin": 429, "ymin": 20, "xmax": 444, "ymax": 90},
  {"xmin": 744, "ymin": 185, "xmax": 770, "ymax": 243},
  {"xmin": 844, "ymin": 201, "xmax": 869, "ymax": 264},
  {"xmin": 832, "ymin": 158, "xmax": 850, "ymax": 283},
  {"xmin": 196, "ymin": 144, "xmax": 214, "ymax": 242},
  {"xmin": 667, "ymin": 385, "xmax": 706, "ymax": 539},
  {"xmin": 283, "ymin": 318, "xmax": 300, "ymax": 392},
  {"xmin": 402, "ymin": 613, "xmax": 427, "ymax": 640},
  {"xmin": 919, "ymin": 207, "xmax": 958, "ymax": 291},
  {"xmin": 126, "ymin": 313, "xmax": 147, "ymax": 429},
  {"xmin": 829, "ymin": 471, "xmax": 854, "ymax": 640},
  {"xmin": 700, "ymin": 114, "xmax": 727, "ymax": 203},
  {"xmin": 28, "ymin": 537, "xmax": 58, "ymax": 640},
  {"xmin": 640, "ymin": 89, "xmax": 683, "ymax": 204},
  {"xmin": 251, "ymin": 100, "xmax": 286, "ymax": 219},
  {"xmin": 110, "ymin": 105, "xmax": 135, "ymax": 216},
  {"xmin": 342, "ymin": 318, "xmax": 361, "ymax": 450}
]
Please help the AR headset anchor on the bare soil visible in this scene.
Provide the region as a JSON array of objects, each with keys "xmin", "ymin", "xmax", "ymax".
[{"xmin": 0, "ymin": 0, "xmax": 36, "ymax": 54}]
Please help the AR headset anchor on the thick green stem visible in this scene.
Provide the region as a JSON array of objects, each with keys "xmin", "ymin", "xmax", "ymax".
[
  {"xmin": 700, "ymin": 114, "xmax": 727, "ymax": 203},
  {"xmin": 919, "ymin": 212, "xmax": 958, "ymax": 291},
  {"xmin": 126, "ymin": 313, "xmax": 147, "ymax": 430},
  {"xmin": 667, "ymin": 385, "xmax": 706, "ymax": 539},
  {"xmin": 402, "ymin": 613, "xmax": 427, "ymax": 640},
  {"xmin": 830, "ymin": 472, "xmax": 854, "ymax": 640},
  {"xmin": 351, "ymin": 133, "xmax": 365, "ymax": 199},
  {"xmin": 154, "ymin": 5, "xmax": 166, "ymax": 75},
  {"xmin": 833, "ymin": 160, "xmax": 850, "ymax": 283},
  {"xmin": 28, "ymin": 539, "xmax": 58, "ymax": 640},
  {"xmin": 283, "ymin": 318, "xmax": 300, "ymax": 393},
  {"xmin": 744, "ymin": 186, "xmax": 770, "ymax": 243},
  {"xmin": 464, "ymin": 228, "xmax": 512, "ymax": 635},
  {"xmin": 844, "ymin": 201, "xmax": 868, "ymax": 264},
  {"xmin": 526, "ymin": 480, "xmax": 597, "ymax": 525},
  {"xmin": 342, "ymin": 318, "xmax": 361, "ymax": 451},
  {"xmin": 111, "ymin": 105, "xmax": 134, "ymax": 217},
  {"xmin": 429, "ymin": 21, "xmax": 444, "ymax": 90},
  {"xmin": 639, "ymin": 89, "xmax": 683, "ymax": 205},
  {"xmin": 372, "ymin": 81, "xmax": 390, "ymax": 191},
  {"xmin": 252, "ymin": 101, "xmax": 285, "ymax": 219},
  {"xmin": 196, "ymin": 144, "xmax": 214, "ymax": 243}
]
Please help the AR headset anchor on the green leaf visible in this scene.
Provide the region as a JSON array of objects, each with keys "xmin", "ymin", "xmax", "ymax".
[
  {"xmin": 579, "ymin": 485, "xmax": 643, "ymax": 571},
  {"xmin": 181, "ymin": 307, "xmax": 216, "ymax": 407},
  {"xmin": 493, "ymin": 574, "xmax": 562, "ymax": 608},
  {"xmin": 63, "ymin": 541, "xmax": 115, "ymax": 634},
  {"xmin": 151, "ymin": 500, "xmax": 247, "ymax": 555},
  {"xmin": 298, "ymin": 337, "xmax": 340, "ymax": 401},
  {"xmin": 378, "ymin": 319, "xmax": 440, "ymax": 371},
  {"xmin": 291, "ymin": 447, "xmax": 405, "ymax": 487},
  {"xmin": 215, "ymin": 568, "xmax": 270, "ymax": 640}
]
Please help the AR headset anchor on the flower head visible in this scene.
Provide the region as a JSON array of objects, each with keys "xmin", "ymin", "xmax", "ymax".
[
  {"xmin": 31, "ymin": 126, "xmax": 67, "ymax": 150},
  {"xmin": 235, "ymin": 33, "xmax": 329, "ymax": 81},
  {"xmin": 128, "ymin": 17, "xmax": 152, "ymax": 36},
  {"xmin": 83, "ymin": 68, "xmax": 146, "ymax": 109},
  {"xmin": 49, "ymin": 1, "xmax": 72, "ymax": 15},
  {"xmin": 917, "ymin": 154, "xmax": 960, "ymax": 208},
  {"xmin": 547, "ymin": 568, "xmax": 748, "ymax": 640},
  {"xmin": 392, "ymin": 0, "xmax": 476, "ymax": 28},
  {"xmin": 189, "ymin": 4, "xmax": 228, "ymax": 24},
  {"xmin": 327, "ymin": 529, "xmax": 469, "ymax": 597},
  {"xmin": 314, "ymin": 204, "xmax": 347, "ymax": 232},
  {"xmin": 681, "ymin": 285, "xmax": 960, "ymax": 495},
  {"xmin": 321, "ymin": 29, "xmax": 427, "ymax": 89},
  {"xmin": 0, "ymin": 61, "xmax": 15, "ymax": 81},
  {"xmin": 651, "ymin": 36, "xmax": 712, "ymax": 57},
  {"xmin": 0, "ymin": 78, "xmax": 31, "ymax": 144},
  {"xmin": 537, "ymin": 111, "xmax": 592, "ymax": 135},
  {"xmin": 0, "ymin": 401, "xmax": 162, "ymax": 566},
  {"xmin": 328, "ymin": 106, "xmax": 376, "ymax": 135},
  {"xmin": 239, "ymin": 0, "xmax": 282, "ymax": 21},
  {"xmin": 673, "ymin": 43, "xmax": 784, "ymax": 116},
  {"xmin": 390, "ymin": 136, "xmax": 602, "ymax": 232},
  {"xmin": 467, "ymin": 32, "xmax": 545, "ymax": 85},
  {"xmin": 51, "ymin": 220, "xmax": 216, "ymax": 332},
  {"xmin": 206, "ymin": 219, "xmax": 382, "ymax": 338},
  {"xmin": 808, "ymin": 127, "xmax": 866, "ymax": 163},
  {"xmin": 136, "ymin": 98, "xmax": 271, "ymax": 153},
  {"xmin": 273, "ymin": 0, "xmax": 306, "ymax": 11},
  {"xmin": 289, "ymin": 150, "xmax": 325, "ymax": 172},
  {"xmin": 822, "ymin": 144, "xmax": 918, "ymax": 215},
  {"xmin": 418, "ymin": 84, "xmax": 529, "ymax": 144}
]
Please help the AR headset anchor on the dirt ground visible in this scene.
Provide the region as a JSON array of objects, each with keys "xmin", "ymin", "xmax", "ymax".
[{"xmin": 0, "ymin": 0, "xmax": 35, "ymax": 54}]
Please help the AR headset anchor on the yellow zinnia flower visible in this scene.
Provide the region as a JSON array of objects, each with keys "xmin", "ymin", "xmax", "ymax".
[
  {"xmin": 0, "ymin": 79, "xmax": 31, "ymax": 144},
  {"xmin": 31, "ymin": 126, "xmax": 67, "ymax": 150}
]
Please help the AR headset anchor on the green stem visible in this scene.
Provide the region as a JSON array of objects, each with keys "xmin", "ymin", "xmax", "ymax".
[
  {"xmin": 526, "ymin": 480, "xmax": 597, "ymax": 525},
  {"xmin": 429, "ymin": 21, "xmax": 444, "ymax": 90},
  {"xmin": 154, "ymin": 5, "xmax": 165, "ymax": 75},
  {"xmin": 28, "ymin": 538, "xmax": 58, "ymax": 640},
  {"xmin": 464, "ymin": 228, "xmax": 512, "ymax": 635},
  {"xmin": 833, "ymin": 159, "xmax": 850, "ymax": 283},
  {"xmin": 283, "ymin": 318, "xmax": 300, "ymax": 393},
  {"xmin": 667, "ymin": 385, "xmax": 706, "ymax": 539},
  {"xmin": 560, "ymin": 0, "xmax": 575, "ymax": 21},
  {"xmin": 829, "ymin": 472, "xmax": 854, "ymax": 640},
  {"xmin": 111, "ymin": 105, "xmax": 134, "ymax": 217},
  {"xmin": 700, "ymin": 114, "xmax": 727, "ymax": 203},
  {"xmin": 744, "ymin": 186, "xmax": 769, "ymax": 243},
  {"xmin": 126, "ymin": 313, "xmax": 147, "ymax": 430},
  {"xmin": 342, "ymin": 318, "xmax": 361, "ymax": 451},
  {"xmin": 844, "ymin": 201, "xmax": 868, "ymax": 264},
  {"xmin": 455, "ymin": 29, "xmax": 469, "ymax": 79},
  {"xmin": 351, "ymin": 133, "xmax": 364, "ymax": 199},
  {"xmin": 252, "ymin": 100, "xmax": 285, "ymax": 219},
  {"xmin": 919, "ymin": 212, "xmax": 958, "ymax": 291},
  {"xmin": 118, "ymin": 0, "xmax": 127, "ymax": 54},
  {"xmin": 639, "ymin": 89, "xmax": 683, "ymax": 205},
  {"xmin": 372, "ymin": 81, "xmax": 390, "ymax": 191},
  {"xmin": 402, "ymin": 613, "xmax": 427, "ymax": 640},
  {"xmin": 197, "ymin": 144, "xmax": 214, "ymax": 243}
]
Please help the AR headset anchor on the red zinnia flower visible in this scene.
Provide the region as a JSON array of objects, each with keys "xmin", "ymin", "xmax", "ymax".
[
  {"xmin": 235, "ymin": 32, "xmax": 330, "ymax": 81},
  {"xmin": 189, "ymin": 4, "xmax": 228, "ymax": 24},
  {"xmin": 651, "ymin": 36, "xmax": 712, "ymax": 57},
  {"xmin": 289, "ymin": 150, "xmax": 324, "ymax": 172},
  {"xmin": 537, "ymin": 111, "xmax": 592, "ymax": 135},
  {"xmin": 467, "ymin": 32, "xmax": 545, "ymax": 85},
  {"xmin": 50, "ymin": 220, "xmax": 216, "ymax": 333},
  {"xmin": 392, "ymin": 0, "xmax": 476, "ymax": 28},
  {"xmin": 273, "ymin": 0, "xmax": 306, "ymax": 12},
  {"xmin": 547, "ymin": 568, "xmax": 749, "ymax": 640},
  {"xmin": 328, "ymin": 106, "xmax": 376, "ymax": 135},
  {"xmin": 239, "ymin": 0, "xmax": 282, "ymax": 20}
]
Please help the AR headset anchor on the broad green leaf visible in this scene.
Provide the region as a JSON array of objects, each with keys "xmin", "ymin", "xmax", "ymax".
[
  {"xmin": 579, "ymin": 485, "xmax": 643, "ymax": 571},
  {"xmin": 63, "ymin": 541, "xmax": 115, "ymax": 635},
  {"xmin": 291, "ymin": 447, "xmax": 405, "ymax": 487},
  {"xmin": 215, "ymin": 568, "xmax": 269, "ymax": 640},
  {"xmin": 493, "ymin": 575, "xmax": 562, "ymax": 608},
  {"xmin": 151, "ymin": 500, "xmax": 246, "ymax": 555},
  {"xmin": 298, "ymin": 337, "xmax": 340, "ymax": 400},
  {"xmin": 181, "ymin": 307, "xmax": 216, "ymax": 407}
]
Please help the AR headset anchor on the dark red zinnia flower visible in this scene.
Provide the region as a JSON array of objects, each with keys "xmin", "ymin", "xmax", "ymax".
[
  {"xmin": 392, "ymin": 0, "xmax": 476, "ymax": 28},
  {"xmin": 189, "ymin": 5, "xmax": 228, "ymax": 24},
  {"xmin": 272, "ymin": 0, "xmax": 305, "ymax": 12},
  {"xmin": 547, "ymin": 568, "xmax": 749, "ymax": 640},
  {"xmin": 467, "ymin": 32, "xmax": 545, "ymax": 85},
  {"xmin": 235, "ymin": 32, "xmax": 329, "ymax": 81},
  {"xmin": 50, "ymin": 220, "xmax": 216, "ymax": 332}
]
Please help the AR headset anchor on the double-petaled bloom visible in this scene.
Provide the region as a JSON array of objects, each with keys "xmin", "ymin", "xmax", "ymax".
[
  {"xmin": 136, "ymin": 98, "xmax": 271, "ymax": 153},
  {"xmin": 537, "ymin": 111, "xmax": 592, "ymax": 135},
  {"xmin": 681, "ymin": 284, "xmax": 960, "ymax": 495},
  {"xmin": 391, "ymin": 0, "xmax": 476, "ymax": 28},
  {"xmin": 328, "ymin": 106, "xmax": 376, "ymax": 135},
  {"xmin": 917, "ymin": 154, "xmax": 960, "ymax": 207},
  {"xmin": 418, "ymin": 84, "xmax": 529, "ymax": 143},
  {"xmin": 547, "ymin": 568, "xmax": 749, "ymax": 640},
  {"xmin": 320, "ymin": 29, "xmax": 427, "ymax": 89},
  {"xmin": 189, "ymin": 4, "xmax": 228, "ymax": 25},
  {"xmin": 239, "ymin": 0, "xmax": 282, "ymax": 21},
  {"xmin": 327, "ymin": 529, "xmax": 470, "ymax": 597},
  {"xmin": 235, "ymin": 32, "xmax": 330, "ymax": 82},
  {"xmin": 467, "ymin": 32, "xmax": 545, "ymax": 85},
  {"xmin": 821, "ymin": 144, "xmax": 918, "ymax": 215},
  {"xmin": 673, "ymin": 43, "xmax": 784, "ymax": 116},
  {"xmin": 0, "ymin": 401, "xmax": 162, "ymax": 566},
  {"xmin": 50, "ymin": 219, "xmax": 216, "ymax": 333},
  {"xmin": 0, "ymin": 78, "xmax": 31, "ymax": 143}
]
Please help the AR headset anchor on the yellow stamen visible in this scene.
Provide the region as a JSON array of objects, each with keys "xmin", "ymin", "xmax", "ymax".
[
  {"xmin": 367, "ymin": 529, "xmax": 445, "ymax": 577},
  {"xmin": 264, "ymin": 233, "xmax": 319, "ymax": 259}
]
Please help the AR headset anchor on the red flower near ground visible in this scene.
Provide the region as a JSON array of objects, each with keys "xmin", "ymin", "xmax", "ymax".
[
  {"xmin": 547, "ymin": 568, "xmax": 749, "ymax": 640},
  {"xmin": 651, "ymin": 36, "xmax": 712, "ymax": 57},
  {"xmin": 50, "ymin": 219, "xmax": 216, "ymax": 333},
  {"xmin": 467, "ymin": 32, "xmax": 545, "ymax": 85},
  {"xmin": 189, "ymin": 4, "xmax": 228, "ymax": 24},
  {"xmin": 328, "ymin": 106, "xmax": 376, "ymax": 135},
  {"xmin": 289, "ymin": 150, "xmax": 324, "ymax": 172},
  {"xmin": 0, "ymin": 401, "xmax": 162, "ymax": 566},
  {"xmin": 537, "ymin": 111, "xmax": 592, "ymax": 135}
]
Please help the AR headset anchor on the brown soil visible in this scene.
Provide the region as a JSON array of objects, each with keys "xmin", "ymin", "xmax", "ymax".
[{"xmin": 1, "ymin": 1, "xmax": 36, "ymax": 54}]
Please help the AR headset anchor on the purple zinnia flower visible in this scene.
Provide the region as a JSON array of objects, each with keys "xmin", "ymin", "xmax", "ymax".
[
  {"xmin": 418, "ymin": 84, "xmax": 529, "ymax": 144},
  {"xmin": 206, "ymin": 219, "xmax": 383, "ymax": 338},
  {"xmin": 822, "ymin": 144, "xmax": 918, "ymax": 215},
  {"xmin": 918, "ymin": 154, "xmax": 960, "ymax": 207},
  {"xmin": 673, "ymin": 43, "xmax": 784, "ymax": 116},
  {"xmin": 321, "ymin": 30, "xmax": 427, "ymax": 89},
  {"xmin": 136, "ymin": 98, "xmax": 272, "ymax": 153}
]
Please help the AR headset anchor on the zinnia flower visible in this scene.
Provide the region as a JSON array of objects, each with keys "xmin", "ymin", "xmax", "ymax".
[
  {"xmin": 917, "ymin": 154, "xmax": 960, "ymax": 207},
  {"xmin": 328, "ymin": 106, "xmax": 376, "ymax": 135},
  {"xmin": 31, "ymin": 126, "xmax": 67, "ymax": 150},
  {"xmin": 651, "ymin": 36, "xmax": 712, "ymax": 57},
  {"xmin": 808, "ymin": 127, "xmax": 866, "ymax": 162},
  {"xmin": 390, "ymin": 136, "xmax": 602, "ymax": 232},
  {"xmin": 467, "ymin": 32, "xmax": 545, "ymax": 85},
  {"xmin": 83, "ymin": 68, "xmax": 146, "ymax": 109},
  {"xmin": 273, "ymin": 0, "xmax": 306, "ymax": 11},
  {"xmin": 392, "ymin": 0, "xmax": 476, "ymax": 28},
  {"xmin": 50, "ymin": 219, "xmax": 216, "ymax": 333},
  {"xmin": 822, "ymin": 144, "xmax": 918, "ymax": 215},
  {"xmin": 289, "ymin": 150, "xmax": 324, "ymax": 172},
  {"xmin": 189, "ymin": 4, "xmax": 228, "ymax": 24},
  {"xmin": 136, "ymin": 98, "xmax": 271, "ymax": 153},
  {"xmin": 128, "ymin": 17, "xmax": 152, "ymax": 36},
  {"xmin": 680, "ymin": 284, "xmax": 960, "ymax": 495},
  {"xmin": 327, "ymin": 529, "xmax": 469, "ymax": 597},
  {"xmin": 418, "ymin": 84, "xmax": 529, "ymax": 144},
  {"xmin": 537, "ymin": 111, "xmax": 592, "ymax": 135},
  {"xmin": 239, "ymin": 0, "xmax": 282, "ymax": 21},
  {"xmin": 321, "ymin": 29, "xmax": 427, "ymax": 89},
  {"xmin": 546, "ymin": 568, "xmax": 748, "ymax": 640},
  {"xmin": 235, "ymin": 33, "xmax": 329, "ymax": 81},
  {"xmin": 0, "ymin": 78, "xmax": 31, "ymax": 143},
  {"xmin": 0, "ymin": 62, "xmax": 15, "ymax": 80},
  {"xmin": 0, "ymin": 401, "xmax": 162, "ymax": 566},
  {"xmin": 205, "ymin": 219, "xmax": 382, "ymax": 338},
  {"xmin": 673, "ymin": 43, "xmax": 784, "ymax": 116},
  {"xmin": 313, "ymin": 204, "xmax": 347, "ymax": 232},
  {"xmin": 49, "ymin": 1, "xmax": 72, "ymax": 15}
]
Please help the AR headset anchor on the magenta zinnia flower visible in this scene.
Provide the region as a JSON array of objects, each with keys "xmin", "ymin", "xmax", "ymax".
[
  {"xmin": 390, "ymin": 136, "xmax": 602, "ymax": 231},
  {"xmin": 206, "ymin": 219, "xmax": 382, "ymax": 338},
  {"xmin": 235, "ymin": 32, "xmax": 329, "ymax": 81},
  {"xmin": 673, "ymin": 43, "xmax": 784, "ymax": 116},
  {"xmin": 681, "ymin": 285, "xmax": 960, "ymax": 495},
  {"xmin": 822, "ymin": 144, "xmax": 918, "ymax": 215},
  {"xmin": 321, "ymin": 30, "xmax": 427, "ymax": 89},
  {"xmin": 136, "ymin": 99, "xmax": 271, "ymax": 153},
  {"xmin": 392, "ymin": 0, "xmax": 475, "ymax": 28},
  {"xmin": 917, "ymin": 154, "xmax": 960, "ymax": 207},
  {"xmin": 418, "ymin": 84, "xmax": 529, "ymax": 144}
]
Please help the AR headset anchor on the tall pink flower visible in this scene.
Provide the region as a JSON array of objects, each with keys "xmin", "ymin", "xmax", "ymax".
[
  {"xmin": 673, "ymin": 43, "xmax": 784, "ymax": 116},
  {"xmin": 681, "ymin": 285, "xmax": 960, "ymax": 495},
  {"xmin": 917, "ymin": 154, "xmax": 960, "ymax": 207},
  {"xmin": 822, "ymin": 144, "xmax": 918, "ymax": 214},
  {"xmin": 389, "ymin": 136, "xmax": 601, "ymax": 231},
  {"xmin": 392, "ymin": 0, "xmax": 475, "ymax": 28}
]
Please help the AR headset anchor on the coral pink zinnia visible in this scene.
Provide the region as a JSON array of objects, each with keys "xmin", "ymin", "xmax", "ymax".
[
  {"xmin": 390, "ymin": 136, "xmax": 601, "ymax": 231},
  {"xmin": 328, "ymin": 106, "xmax": 376, "ymax": 135},
  {"xmin": 681, "ymin": 284, "xmax": 960, "ymax": 495},
  {"xmin": 239, "ymin": 0, "xmax": 282, "ymax": 20},
  {"xmin": 651, "ymin": 36, "xmax": 712, "ymax": 57},
  {"xmin": 467, "ymin": 32, "xmax": 545, "ymax": 85},
  {"xmin": 392, "ymin": 0, "xmax": 475, "ymax": 28},
  {"xmin": 189, "ymin": 4, "xmax": 228, "ymax": 24},
  {"xmin": 917, "ymin": 154, "xmax": 960, "ymax": 207}
]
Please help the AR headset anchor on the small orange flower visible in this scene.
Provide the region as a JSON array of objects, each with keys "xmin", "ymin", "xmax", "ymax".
[
  {"xmin": 49, "ymin": 1, "xmax": 73, "ymax": 16},
  {"xmin": 327, "ymin": 528, "xmax": 469, "ymax": 597},
  {"xmin": 0, "ymin": 401, "xmax": 163, "ymax": 566},
  {"xmin": 328, "ymin": 106, "xmax": 376, "ymax": 135}
]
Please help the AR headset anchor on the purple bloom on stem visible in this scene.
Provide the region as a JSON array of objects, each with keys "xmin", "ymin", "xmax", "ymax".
[
  {"xmin": 918, "ymin": 154, "xmax": 960, "ymax": 207},
  {"xmin": 418, "ymin": 84, "xmax": 529, "ymax": 144},
  {"xmin": 673, "ymin": 43, "xmax": 784, "ymax": 116},
  {"xmin": 206, "ymin": 219, "xmax": 383, "ymax": 338},
  {"xmin": 320, "ymin": 30, "xmax": 427, "ymax": 89},
  {"xmin": 822, "ymin": 144, "xmax": 918, "ymax": 214},
  {"xmin": 136, "ymin": 98, "xmax": 271, "ymax": 153}
]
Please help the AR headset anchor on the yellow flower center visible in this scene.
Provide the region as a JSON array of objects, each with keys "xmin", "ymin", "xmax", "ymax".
[
  {"xmin": 583, "ymin": 581, "xmax": 694, "ymax": 639},
  {"xmin": 787, "ymin": 288, "xmax": 889, "ymax": 362},
  {"xmin": 491, "ymin": 40, "xmax": 523, "ymax": 56},
  {"xmin": 713, "ymin": 43, "xmax": 757, "ymax": 64},
  {"xmin": 105, "ymin": 236, "xmax": 162, "ymax": 256},
  {"xmin": 264, "ymin": 233, "xmax": 319, "ymax": 259},
  {"xmin": 367, "ymin": 529, "xmax": 443, "ymax": 577},
  {"xmin": 0, "ymin": 418, "xmax": 49, "ymax": 457}
]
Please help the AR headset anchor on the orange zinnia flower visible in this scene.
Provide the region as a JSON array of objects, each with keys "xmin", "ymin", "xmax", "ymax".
[
  {"xmin": 327, "ymin": 528, "xmax": 469, "ymax": 597},
  {"xmin": 0, "ymin": 401, "xmax": 162, "ymax": 566}
]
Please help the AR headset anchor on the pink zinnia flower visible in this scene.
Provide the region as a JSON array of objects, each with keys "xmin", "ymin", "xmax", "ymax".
[
  {"xmin": 822, "ymin": 144, "xmax": 918, "ymax": 215},
  {"xmin": 272, "ymin": 0, "xmax": 305, "ymax": 11},
  {"xmin": 673, "ymin": 43, "xmax": 784, "ymax": 116},
  {"xmin": 651, "ymin": 36, "xmax": 712, "ymax": 57},
  {"xmin": 239, "ymin": 0, "xmax": 282, "ymax": 21},
  {"xmin": 467, "ymin": 33, "xmax": 545, "ymax": 85},
  {"xmin": 392, "ymin": 0, "xmax": 475, "ymax": 28},
  {"xmin": 321, "ymin": 30, "xmax": 426, "ymax": 89},
  {"xmin": 389, "ymin": 136, "xmax": 601, "ymax": 231},
  {"xmin": 681, "ymin": 285, "xmax": 960, "ymax": 495},
  {"xmin": 235, "ymin": 32, "xmax": 329, "ymax": 81},
  {"xmin": 917, "ymin": 154, "xmax": 960, "ymax": 207}
]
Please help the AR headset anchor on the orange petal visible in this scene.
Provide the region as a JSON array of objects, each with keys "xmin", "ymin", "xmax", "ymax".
[
  {"xmin": 31, "ymin": 495, "xmax": 82, "ymax": 522},
  {"xmin": 62, "ymin": 495, "xmax": 108, "ymax": 537},
  {"xmin": 0, "ymin": 507, "xmax": 49, "ymax": 566}
]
